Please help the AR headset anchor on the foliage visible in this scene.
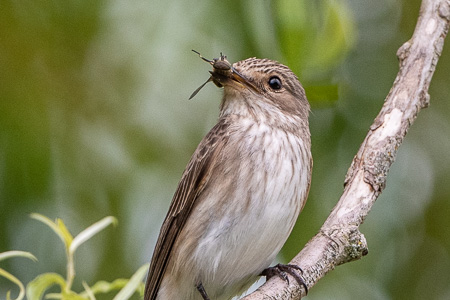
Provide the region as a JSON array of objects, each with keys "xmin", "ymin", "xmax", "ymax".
[
  {"xmin": 0, "ymin": 215, "xmax": 148, "ymax": 300},
  {"xmin": 0, "ymin": 251, "xmax": 37, "ymax": 300}
]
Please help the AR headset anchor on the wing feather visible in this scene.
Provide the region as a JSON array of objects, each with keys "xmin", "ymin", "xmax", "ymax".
[{"xmin": 144, "ymin": 120, "xmax": 229, "ymax": 300}]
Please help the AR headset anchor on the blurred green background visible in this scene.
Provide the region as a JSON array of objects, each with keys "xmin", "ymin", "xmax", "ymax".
[{"xmin": 1, "ymin": 0, "xmax": 449, "ymax": 299}]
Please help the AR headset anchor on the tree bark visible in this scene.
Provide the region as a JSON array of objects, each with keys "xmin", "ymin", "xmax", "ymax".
[{"xmin": 243, "ymin": 0, "xmax": 450, "ymax": 299}]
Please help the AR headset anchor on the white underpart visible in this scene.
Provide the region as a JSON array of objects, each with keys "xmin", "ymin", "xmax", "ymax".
[{"xmin": 157, "ymin": 93, "xmax": 311, "ymax": 300}]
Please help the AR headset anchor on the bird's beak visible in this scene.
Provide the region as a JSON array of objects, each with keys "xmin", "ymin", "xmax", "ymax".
[
  {"xmin": 230, "ymin": 69, "xmax": 249, "ymax": 87},
  {"xmin": 215, "ymin": 68, "xmax": 259, "ymax": 94}
]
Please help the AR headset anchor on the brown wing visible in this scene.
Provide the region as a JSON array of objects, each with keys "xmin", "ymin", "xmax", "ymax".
[{"xmin": 144, "ymin": 120, "xmax": 229, "ymax": 300}]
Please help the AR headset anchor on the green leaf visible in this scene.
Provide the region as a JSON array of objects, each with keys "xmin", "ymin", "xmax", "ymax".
[
  {"xmin": 26, "ymin": 273, "xmax": 66, "ymax": 300},
  {"xmin": 69, "ymin": 216, "xmax": 117, "ymax": 254},
  {"xmin": 82, "ymin": 281, "xmax": 96, "ymax": 300},
  {"xmin": 113, "ymin": 263, "xmax": 149, "ymax": 300},
  {"xmin": 80, "ymin": 279, "xmax": 128, "ymax": 296},
  {"xmin": 30, "ymin": 214, "xmax": 73, "ymax": 249},
  {"xmin": 45, "ymin": 291, "xmax": 88, "ymax": 300},
  {"xmin": 56, "ymin": 219, "xmax": 75, "ymax": 247},
  {"xmin": 0, "ymin": 251, "xmax": 37, "ymax": 263},
  {"xmin": 0, "ymin": 250, "xmax": 38, "ymax": 300},
  {"xmin": 0, "ymin": 268, "xmax": 26, "ymax": 300}
]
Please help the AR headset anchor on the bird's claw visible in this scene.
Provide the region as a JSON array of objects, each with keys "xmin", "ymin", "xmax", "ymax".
[{"xmin": 261, "ymin": 263, "xmax": 308, "ymax": 295}]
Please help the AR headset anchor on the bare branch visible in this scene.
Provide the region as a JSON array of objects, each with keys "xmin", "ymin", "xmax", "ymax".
[{"xmin": 243, "ymin": 0, "xmax": 450, "ymax": 299}]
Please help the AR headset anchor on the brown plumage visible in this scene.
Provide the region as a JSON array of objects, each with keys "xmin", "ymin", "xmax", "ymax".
[{"xmin": 145, "ymin": 54, "xmax": 312, "ymax": 300}]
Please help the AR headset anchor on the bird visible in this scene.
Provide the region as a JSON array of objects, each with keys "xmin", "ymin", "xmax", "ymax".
[{"xmin": 144, "ymin": 52, "xmax": 312, "ymax": 300}]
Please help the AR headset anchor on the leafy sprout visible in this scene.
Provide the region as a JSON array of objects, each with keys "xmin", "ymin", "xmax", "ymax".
[
  {"xmin": 0, "ymin": 251, "xmax": 37, "ymax": 300},
  {"xmin": 0, "ymin": 214, "xmax": 149, "ymax": 300}
]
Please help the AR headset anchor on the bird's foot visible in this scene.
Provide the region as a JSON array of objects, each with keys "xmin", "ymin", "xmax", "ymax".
[{"xmin": 261, "ymin": 263, "xmax": 308, "ymax": 295}]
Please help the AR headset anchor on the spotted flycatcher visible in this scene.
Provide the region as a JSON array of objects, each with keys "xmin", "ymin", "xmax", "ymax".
[{"xmin": 145, "ymin": 53, "xmax": 312, "ymax": 300}]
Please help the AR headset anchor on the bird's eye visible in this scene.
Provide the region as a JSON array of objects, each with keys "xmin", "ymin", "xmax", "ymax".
[{"xmin": 268, "ymin": 76, "xmax": 282, "ymax": 90}]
